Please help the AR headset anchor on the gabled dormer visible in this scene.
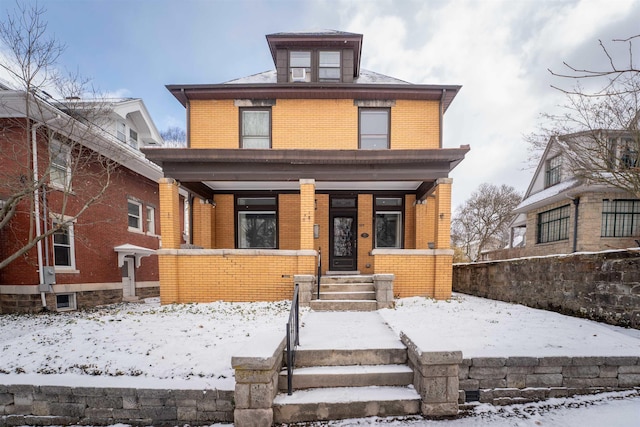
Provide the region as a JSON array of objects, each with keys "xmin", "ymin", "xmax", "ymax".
[{"xmin": 266, "ymin": 30, "xmax": 363, "ymax": 84}]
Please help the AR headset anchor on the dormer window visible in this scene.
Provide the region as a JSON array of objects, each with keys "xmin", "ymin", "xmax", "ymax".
[
  {"xmin": 319, "ymin": 51, "xmax": 341, "ymax": 81},
  {"xmin": 545, "ymin": 155, "xmax": 561, "ymax": 188},
  {"xmin": 289, "ymin": 51, "xmax": 311, "ymax": 82}
]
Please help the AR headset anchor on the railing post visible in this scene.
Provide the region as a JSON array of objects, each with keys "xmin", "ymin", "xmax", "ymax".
[
  {"xmin": 286, "ymin": 284, "xmax": 300, "ymax": 395},
  {"xmin": 317, "ymin": 247, "xmax": 322, "ymax": 300}
]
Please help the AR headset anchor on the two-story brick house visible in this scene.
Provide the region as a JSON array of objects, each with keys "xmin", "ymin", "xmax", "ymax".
[
  {"xmin": 144, "ymin": 30, "xmax": 468, "ymax": 304},
  {"xmin": 0, "ymin": 88, "xmax": 177, "ymax": 313},
  {"xmin": 511, "ymin": 131, "xmax": 640, "ymax": 256}
]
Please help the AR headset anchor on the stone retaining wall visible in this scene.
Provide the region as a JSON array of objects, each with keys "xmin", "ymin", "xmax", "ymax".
[
  {"xmin": 453, "ymin": 250, "xmax": 640, "ymax": 328},
  {"xmin": 458, "ymin": 356, "xmax": 640, "ymax": 405},
  {"xmin": 0, "ymin": 384, "xmax": 233, "ymax": 427}
]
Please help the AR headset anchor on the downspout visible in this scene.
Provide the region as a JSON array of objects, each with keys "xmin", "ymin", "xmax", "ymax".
[
  {"xmin": 572, "ymin": 197, "xmax": 580, "ymax": 253},
  {"xmin": 32, "ymin": 121, "xmax": 47, "ymax": 309},
  {"xmin": 439, "ymin": 89, "xmax": 446, "ymax": 148}
]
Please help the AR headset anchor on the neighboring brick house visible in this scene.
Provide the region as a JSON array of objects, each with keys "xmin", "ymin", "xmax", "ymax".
[
  {"xmin": 143, "ymin": 30, "xmax": 469, "ymax": 303},
  {"xmin": 510, "ymin": 131, "xmax": 639, "ymax": 257},
  {"xmin": 0, "ymin": 88, "xmax": 177, "ymax": 313}
]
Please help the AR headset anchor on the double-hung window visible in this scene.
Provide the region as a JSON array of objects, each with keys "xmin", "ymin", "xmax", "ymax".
[
  {"xmin": 49, "ymin": 140, "xmax": 71, "ymax": 190},
  {"xmin": 537, "ymin": 205, "xmax": 570, "ymax": 244},
  {"xmin": 289, "ymin": 51, "xmax": 311, "ymax": 82},
  {"xmin": 128, "ymin": 199, "xmax": 143, "ymax": 232},
  {"xmin": 319, "ymin": 51, "xmax": 341, "ymax": 81},
  {"xmin": 146, "ymin": 206, "xmax": 156, "ymax": 235},
  {"xmin": 237, "ymin": 197, "xmax": 277, "ymax": 249},
  {"xmin": 129, "ymin": 128, "xmax": 138, "ymax": 149},
  {"xmin": 375, "ymin": 197, "xmax": 403, "ymax": 248},
  {"xmin": 116, "ymin": 122, "xmax": 126, "ymax": 142},
  {"xmin": 544, "ymin": 155, "xmax": 561, "ymax": 188},
  {"xmin": 240, "ymin": 108, "xmax": 271, "ymax": 148},
  {"xmin": 52, "ymin": 216, "xmax": 76, "ymax": 270},
  {"xmin": 602, "ymin": 199, "xmax": 640, "ymax": 237},
  {"xmin": 359, "ymin": 108, "xmax": 390, "ymax": 149}
]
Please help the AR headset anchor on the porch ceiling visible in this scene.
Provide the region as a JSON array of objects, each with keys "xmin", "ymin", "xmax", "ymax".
[{"xmin": 142, "ymin": 147, "xmax": 469, "ymax": 199}]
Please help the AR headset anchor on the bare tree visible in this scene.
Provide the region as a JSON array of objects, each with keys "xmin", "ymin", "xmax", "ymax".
[
  {"xmin": 526, "ymin": 35, "xmax": 640, "ymax": 197},
  {"xmin": 160, "ymin": 126, "xmax": 186, "ymax": 147},
  {"xmin": 452, "ymin": 184, "xmax": 522, "ymax": 262},
  {"xmin": 0, "ymin": 2, "xmax": 119, "ymax": 271}
]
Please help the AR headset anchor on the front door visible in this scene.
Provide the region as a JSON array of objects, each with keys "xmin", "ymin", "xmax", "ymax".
[
  {"xmin": 121, "ymin": 257, "xmax": 136, "ymax": 298},
  {"xmin": 329, "ymin": 196, "xmax": 358, "ymax": 271}
]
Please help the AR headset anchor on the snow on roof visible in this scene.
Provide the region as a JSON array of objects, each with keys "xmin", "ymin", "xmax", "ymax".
[
  {"xmin": 515, "ymin": 177, "xmax": 581, "ymax": 211},
  {"xmin": 223, "ymin": 69, "xmax": 410, "ymax": 85}
]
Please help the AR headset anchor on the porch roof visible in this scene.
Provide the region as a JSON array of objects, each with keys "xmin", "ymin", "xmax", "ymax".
[{"xmin": 142, "ymin": 147, "xmax": 469, "ymax": 200}]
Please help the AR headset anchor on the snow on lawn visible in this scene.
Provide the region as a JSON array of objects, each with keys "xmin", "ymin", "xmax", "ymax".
[
  {"xmin": 1, "ymin": 293, "xmax": 639, "ymax": 393},
  {"xmin": 380, "ymin": 294, "xmax": 640, "ymax": 357},
  {"xmin": 0, "ymin": 298, "xmax": 294, "ymax": 390}
]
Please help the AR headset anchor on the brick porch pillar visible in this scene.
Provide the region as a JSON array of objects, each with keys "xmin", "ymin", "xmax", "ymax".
[
  {"xmin": 192, "ymin": 198, "xmax": 215, "ymax": 249},
  {"xmin": 159, "ymin": 178, "xmax": 181, "ymax": 249},
  {"xmin": 299, "ymin": 179, "xmax": 315, "ymax": 251}
]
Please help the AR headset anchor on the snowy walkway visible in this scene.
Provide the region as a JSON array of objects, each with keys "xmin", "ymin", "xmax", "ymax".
[{"xmin": 298, "ymin": 311, "xmax": 405, "ymax": 350}]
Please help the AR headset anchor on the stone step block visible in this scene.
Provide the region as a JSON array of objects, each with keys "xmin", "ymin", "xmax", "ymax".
[
  {"xmin": 320, "ymin": 275, "xmax": 374, "ymax": 284},
  {"xmin": 293, "ymin": 348, "xmax": 408, "ymax": 367},
  {"xmin": 318, "ymin": 283, "xmax": 375, "ymax": 293},
  {"xmin": 278, "ymin": 364, "xmax": 414, "ymax": 391},
  {"xmin": 310, "ymin": 300, "xmax": 377, "ymax": 311},
  {"xmin": 319, "ymin": 291, "xmax": 376, "ymax": 301},
  {"xmin": 272, "ymin": 386, "xmax": 420, "ymax": 423}
]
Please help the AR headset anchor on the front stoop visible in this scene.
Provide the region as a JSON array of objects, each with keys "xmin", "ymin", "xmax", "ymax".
[
  {"xmin": 310, "ymin": 275, "xmax": 377, "ymax": 312},
  {"xmin": 273, "ymin": 347, "xmax": 420, "ymax": 423}
]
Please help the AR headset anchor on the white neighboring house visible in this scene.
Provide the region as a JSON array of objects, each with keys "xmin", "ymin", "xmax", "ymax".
[{"xmin": 510, "ymin": 132, "xmax": 640, "ymax": 257}]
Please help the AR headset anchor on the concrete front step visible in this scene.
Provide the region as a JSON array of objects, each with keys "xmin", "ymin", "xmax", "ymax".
[
  {"xmin": 321, "ymin": 275, "xmax": 373, "ymax": 284},
  {"xmin": 319, "ymin": 283, "xmax": 375, "ymax": 292},
  {"xmin": 293, "ymin": 348, "xmax": 407, "ymax": 367},
  {"xmin": 310, "ymin": 300, "xmax": 377, "ymax": 311},
  {"xmin": 273, "ymin": 386, "xmax": 420, "ymax": 423},
  {"xmin": 319, "ymin": 291, "xmax": 376, "ymax": 301},
  {"xmin": 278, "ymin": 364, "xmax": 414, "ymax": 391}
]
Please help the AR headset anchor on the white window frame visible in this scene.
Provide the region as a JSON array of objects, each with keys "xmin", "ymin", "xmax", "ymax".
[
  {"xmin": 289, "ymin": 51, "xmax": 311, "ymax": 82},
  {"xmin": 116, "ymin": 121, "xmax": 127, "ymax": 142},
  {"xmin": 129, "ymin": 128, "xmax": 138, "ymax": 149},
  {"xmin": 51, "ymin": 214, "xmax": 77, "ymax": 271},
  {"xmin": 146, "ymin": 206, "xmax": 156, "ymax": 235},
  {"xmin": 56, "ymin": 293, "xmax": 77, "ymax": 311},
  {"xmin": 319, "ymin": 51, "xmax": 341, "ymax": 81},
  {"xmin": 49, "ymin": 140, "xmax": 72, "ymax": 191},
  {"xmin": 128, "ymin": 199, "xmax": 143, "ymax": 232}
]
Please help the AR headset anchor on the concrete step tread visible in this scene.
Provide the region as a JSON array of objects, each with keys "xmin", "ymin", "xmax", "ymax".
[
  {"xmin": 282, "ymin": 364, "xmax": 413, "ymax": 376},
  {"xmin": 273, "ymin": 385, "xmax": 420, "ymax": 405}
]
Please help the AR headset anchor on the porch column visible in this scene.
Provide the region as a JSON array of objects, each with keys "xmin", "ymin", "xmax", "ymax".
[
  {"xmin": 434, "ymin": 178, "xmax": 452, "ymax": 250},
  {"xmin": 299, "ymin": 179, "xmax": 315, "ymax": 250},
  {"xmin": 415, "ymin": 200, "xmax": 429, "ymax": 249},
  {"xmin": 159, "ymin": 178, "xmax": 181, "ymax": 249},
  {"xmin": 192, "ymin": 198, "xmax": 215, "ymax": 249}
]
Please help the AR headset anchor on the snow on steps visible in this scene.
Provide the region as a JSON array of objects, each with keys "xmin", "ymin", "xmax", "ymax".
[
  {"xmin": 312, "ymin": 274, "xmax": 377, "ymax": 311},
  {"xmin": 278, "ymin": 364, "xmax": 414, "ymax": 389},
  {"xmin": 273, "ymin": 386, "xmax": 420, "ymax": 423}
]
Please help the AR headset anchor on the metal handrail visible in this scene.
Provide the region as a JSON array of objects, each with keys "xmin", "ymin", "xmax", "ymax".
[
  {"xmin": 286, "ymin": 284, "xmax": 300, "ymax": 395},
  {"xmin": 317, "ymin": 247, "xmax": 322, "ymax": 300}
]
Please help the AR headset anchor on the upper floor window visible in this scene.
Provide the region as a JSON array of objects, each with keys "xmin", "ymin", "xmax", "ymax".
[
  {"xmin": 49, "ymin": 140, "xmax": 71, "ymax": 190},
  {"xmin": 359, "ymin": 108, "xmax": 390, "ymax": 149},
  {"xmin": 375, "ymin": 197, "xmax": 403, "ymax": 248},
  {"xmin": 544, "ymin": 155, "xmax": 561, "ymax": 188},
  {"xmin": 289, "ymin": 51, "xmax": 311, "ymax": 82},
  {"xmin": 537, "ymin": 205, "xmax": 570, "ymax": 244},
  {"xmin": 602, "ymin": 199, "xmax": 640, "ymax": 237},
  {"xmin": 319, "ymin": 51, "xmax": 341, "ymax": 81},
  {"xmin": 52, "ymin": 216, "xmax": 76, "ymax": 270},
  {"xmin": 116, "ymin": 122, "xmax": 126, "ymax": 142},
  {"xmin": 236, "ymin": 196, "xmax": 277, "ymax": 249},
  {"xmin": 620, "ymin": 138, "xmax": 638, "ymax": 169},
  {"xmin": 146, "ymin": 206, "xmax": 156, "ymax": 235},
  {"xmin": 241, "ymin": 108, "xmax": 271, "ymax": 148},
  {"xmin": 129, "ymin": 128, "xmax": 138, "ymax": 149},
  {"xmin": 128, "ymin": 199, "xmax": 143, "ymax": 232}
]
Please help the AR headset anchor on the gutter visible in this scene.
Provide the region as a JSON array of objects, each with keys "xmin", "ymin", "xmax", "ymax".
[{"xmin": 31, "ymin": 121, "xmax": 46, "ymax": 309}]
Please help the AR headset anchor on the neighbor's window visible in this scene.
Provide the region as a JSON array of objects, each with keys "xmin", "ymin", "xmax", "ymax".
[
  {"xmin": 116, "ymin": 121, "xmax": 126, "ymax": 142},
  {"xmin": 237, "ymin": 197, "xmax": 277, "ymax": 249},
  {"xmin": 602, "ymin": 199, "xmax": 640, "ymax": 237},
  {"xmin": 537, "ymin": 205, "xmax": 570, "ymax": 244},
  {"xmin": 375, "ymin": 197, "xmax": 403, "ymax": 248},
  {"xmin": 319, "ymin": 51, "xmax": 341, "ymax": 81},
  {"xmin": 56, "ymin": 293, "xmax": 77, "ymax": 311},
  {"xmin": 544, "ymin": 155, "xmax": 561, "ymax": 188},
  {"xmin": 129, "ymin": 128, "xmax": 138, "ymax": 149},
  {"xmin": 241, "ymin": 108, "xmax": 271, "ymax": 148},
  {"xmin": 128, "ymin": 199, "xmax": 143, "ymax": 232},
  {"xmin": 146, "ymin": 206, "xmax": 156, "ymax": 235},
  {"xmin": 359, "ymin": 108, "xmax": 390, "ymax": 149},
  {"xmin": 620, "ymin": 138, "xmax": 638, "ymax": 169},
  {"xmin": 289, "ymin": 51, "xmax": 311, "ymax": 82},
  {"xmin": 52, "ymin": 217, "xmax": 76, "ymax": 269},
  {"xmin": 49, "ymin": 140, "xmax": 71, "ymax": 190}
]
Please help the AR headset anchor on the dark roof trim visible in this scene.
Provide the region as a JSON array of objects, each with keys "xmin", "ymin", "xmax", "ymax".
[{"xmin": 166, "ymin": 84, "xmax": 461, "ymax": 112}]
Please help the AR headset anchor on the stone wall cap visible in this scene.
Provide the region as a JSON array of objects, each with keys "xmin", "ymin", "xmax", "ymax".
[
  {"xmin": 231, "ymin": 332, "xmax": 286, "ymax": 370},
  {"xmin": 157, "ymin": 249, "xmax": 317, "ymax": 257},
  {"xmin": 371, "ymin": 249, "xmax": 454, "ymax": 256}
]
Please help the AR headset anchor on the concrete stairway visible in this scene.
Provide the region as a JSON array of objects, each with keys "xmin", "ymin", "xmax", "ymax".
[
  {"xmin": 273, "ymin": 347, "xmax": 420, "ymax": 423},
  {"xmin": 309, "ymin": 275, "xmax": 377, "ymax": 311}
]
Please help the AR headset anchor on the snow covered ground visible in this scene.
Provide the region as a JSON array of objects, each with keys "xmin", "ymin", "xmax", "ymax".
[{"xmin": 1, "ymin": 293, "xmax": 639, "ymax": 425}]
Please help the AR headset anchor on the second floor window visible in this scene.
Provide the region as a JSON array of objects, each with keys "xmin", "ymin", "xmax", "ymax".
[
  {"xmin": 319, "ymin": 51, "xmax": 340, "ymax": 81},
  {"xmin": 52, "ymin": 216, "xmax": 76, "ymax": 270},
  {"xmin": 241, "ymin": 108, "xmax": 271, "ymax": 149},
  {"xmin": 359, "ymin": 108, "xmax": 390, "ymax": 149},
  {"xmin": 289, "ymin": 51, "xmax": 311, "ymax": 82},
  {"xmin": 537, "ymin": 205, "xmax": 570, "ymax": 244},
  {"xmin": 116, "ymin": 122, "xmax": 126, "ymax": 142},
  {"xmin": 545, "ymin": 155, "xmax": 561, "ymax": 188},
  {"xmin": 49, "ymin": 140, "xmax": 71, "ymax": 190},
  {"xmin": 128, "ymin": 199, "xmax": 143, "ymax": 232},
  {"xmin": 620, "ymin": 138, "xmax": 638, "ymax": 169},
  {"xmin": 129, "ymin": 129, "xmax": 138, "ymax": 149}
]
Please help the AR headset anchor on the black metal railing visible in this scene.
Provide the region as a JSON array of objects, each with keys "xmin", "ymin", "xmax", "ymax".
[
  {"xmin": 286, "ymin": 284, "xmax": 300, "ymax": 395},
  {"xmin": 316, "ymin": 247, "xmax": 322, "ymax": 300}
]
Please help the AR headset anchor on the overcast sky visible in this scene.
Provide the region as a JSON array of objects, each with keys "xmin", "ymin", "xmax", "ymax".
[{"xmin": 2, "ymin": 0, "xmax": 639, "ymax": 209}]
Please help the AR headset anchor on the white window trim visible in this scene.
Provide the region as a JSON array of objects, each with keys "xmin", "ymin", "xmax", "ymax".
[
  {"xmin": 51, "ymin": 213, "xmax": 78, "ymax": 272},
  {"xmin": 128, "ymin": 199, "xmax": 143, "ymax": 233},
  {"xmin": 49, "ymin": 139, "xmax": 72, "ymax": 191},
  {"xmin": 146, "ymin": 206, "xmax": 156, "ymax": 236},
  {"xmin": 55, "ymin": 293, "xmax": 77, "ymax": 311}
]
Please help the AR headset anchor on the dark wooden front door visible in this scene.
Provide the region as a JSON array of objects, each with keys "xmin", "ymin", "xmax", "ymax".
[{"xmin": 329, "ymin": 210, "xmax": 357, "ymax": 271}]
